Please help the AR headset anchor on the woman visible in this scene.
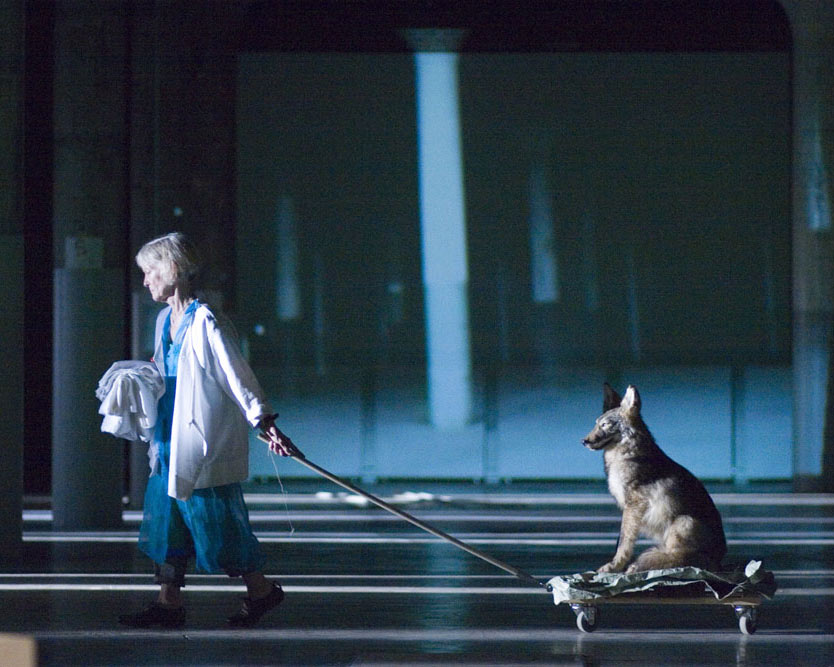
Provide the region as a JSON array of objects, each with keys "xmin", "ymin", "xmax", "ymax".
[{"xmin": 119, "ymin": 232, "xmax": 300, "ymax": 629}]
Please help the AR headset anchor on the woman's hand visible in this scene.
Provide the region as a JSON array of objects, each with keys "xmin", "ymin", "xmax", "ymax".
[{"xmin": 258, "ymin": 415, "xmax": 302, "ymax": 458}]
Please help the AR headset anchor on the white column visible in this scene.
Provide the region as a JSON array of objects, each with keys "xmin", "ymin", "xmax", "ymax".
[{"xmin": 414, "ymin": 46, "xmax": 473, "ymax": 429}]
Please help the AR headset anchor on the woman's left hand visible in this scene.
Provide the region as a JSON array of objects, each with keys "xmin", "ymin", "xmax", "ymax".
[{"xmin": 259, "ymin": 416, "xmax": 302, "ymax": 458}]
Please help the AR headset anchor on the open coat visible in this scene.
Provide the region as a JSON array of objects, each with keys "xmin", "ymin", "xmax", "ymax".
[{"xmin": 152, "ymin": 303, "xmax": 271, "ymax": 500}]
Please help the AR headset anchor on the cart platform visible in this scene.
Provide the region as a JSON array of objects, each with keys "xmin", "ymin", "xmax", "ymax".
[{"xmin": 547, "ymin": 560, "xmax": 777, "ymax": 634}]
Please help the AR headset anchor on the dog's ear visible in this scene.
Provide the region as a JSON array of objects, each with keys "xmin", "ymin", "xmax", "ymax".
[
  {"xmin": 621, "ymin": 385, "xmax": 641, "ymax": 414},
  {"xmin": 603, "ymin": 383, "xmax": 622, "ymax": 411}
]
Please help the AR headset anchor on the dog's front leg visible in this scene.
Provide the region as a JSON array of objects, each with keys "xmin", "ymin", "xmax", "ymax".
[{"xmin": 598, "ymin": 504, "xmax": 644, "ymax": 573}]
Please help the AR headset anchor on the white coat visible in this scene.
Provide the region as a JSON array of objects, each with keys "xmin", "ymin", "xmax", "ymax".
[{"xmin": 152, "ymin": 303, "xmax": 271, "ymax": 501}]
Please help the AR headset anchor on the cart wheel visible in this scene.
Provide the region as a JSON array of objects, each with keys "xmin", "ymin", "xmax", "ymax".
[
  {"xmin": 735, "ymin": 606, "xmax": 758, "ymax": 635},
  {"xmin": 571, "ymin": 605, "xmax": 599, "ymax": 633},
  {"xmin": 576, "ymin": 610, "xmax": 598, "ymax": 633}
]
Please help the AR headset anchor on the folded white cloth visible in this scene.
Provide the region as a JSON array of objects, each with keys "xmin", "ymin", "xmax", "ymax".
[{"xmin": 96, "ymin": 361, "xmax": 165, "ymax": 442}]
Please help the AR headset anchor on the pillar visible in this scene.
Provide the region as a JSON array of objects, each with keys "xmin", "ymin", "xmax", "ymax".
[
  {"xmin": 276, "ymin": 195, "xmax": 301, "ymax": 323},
  {"xmin": 528, "ymin": 142, "xmax": 560, "ymax": 370},
  {"xmin": 781, "ymin": 0, "xmax": 834, "ymax": 490},
  {"xmin": 0, "ymin": 0, "xmax": 24, "ymax": 562},
  {"xmin": 410, "ymin": 30, "xmax": 473, "ymax": 429},
  {"xmin": 275, "ymin": 194, "xmax": 301, "ymax": 376},
  {"xmin": 126, "ymin": 0, "xmax": 161, "ymax": 508},
  {"xmin": 51, "ymin": 1, "xmax": 129, "ymax": 529}
]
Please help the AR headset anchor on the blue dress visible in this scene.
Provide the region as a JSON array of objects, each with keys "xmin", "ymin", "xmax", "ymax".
[{"xmin": 137, "ymin": 301, "xmax": 266, "ymax": 576}]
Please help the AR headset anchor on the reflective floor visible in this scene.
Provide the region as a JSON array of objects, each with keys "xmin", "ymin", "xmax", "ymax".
[{"xmin": 5, "ymin": 483, "xmax": 834, "ymax": 665}]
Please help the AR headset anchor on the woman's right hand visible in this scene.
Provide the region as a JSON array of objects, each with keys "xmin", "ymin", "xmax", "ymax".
[{"xmin": 259, "ymin": 418, "xmax": 303, "ymax": 458}]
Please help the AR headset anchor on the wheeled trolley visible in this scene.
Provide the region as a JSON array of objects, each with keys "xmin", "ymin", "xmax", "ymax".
[
  {"xmin": 565, "ymin": 589, "xmax": 764, "ymax": 634},
  {"xmin": 548, "ymin": 561, "xmax": 776, "ymax": 635}
]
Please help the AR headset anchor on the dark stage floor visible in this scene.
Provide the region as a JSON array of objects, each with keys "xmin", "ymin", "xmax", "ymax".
[{"xmin": 4, "ymin": 482, "xmax": 833, "ymax": 665}]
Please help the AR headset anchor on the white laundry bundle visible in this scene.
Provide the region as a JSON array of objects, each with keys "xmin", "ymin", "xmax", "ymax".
[{"xmin": 96, "ymin": 361, "xmax": 166, "ymax": 442}]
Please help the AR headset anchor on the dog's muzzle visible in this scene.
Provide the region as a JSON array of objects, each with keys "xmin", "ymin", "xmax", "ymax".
[{"xmin": 582, "ymin": 436, "xmax": 613, "ymax": 450}]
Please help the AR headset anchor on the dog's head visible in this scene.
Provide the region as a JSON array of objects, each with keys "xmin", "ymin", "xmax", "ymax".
[{"xmin": 582, "ymin": 383, "xmax": 642, "ymax": 451}]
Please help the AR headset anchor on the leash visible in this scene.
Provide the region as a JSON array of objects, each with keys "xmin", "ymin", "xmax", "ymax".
[{"xmin": 257, "ymin": 434, "xmax": 546, "ymax": 589}]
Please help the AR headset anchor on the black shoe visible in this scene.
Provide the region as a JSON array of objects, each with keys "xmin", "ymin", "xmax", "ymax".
[
  {"xmin": 118, "ymin": 602, "xmax": 186, "ymax": 629},
  {"xmin": 227, "ymin": 583, "xmax": 284, "ymax": 627}
]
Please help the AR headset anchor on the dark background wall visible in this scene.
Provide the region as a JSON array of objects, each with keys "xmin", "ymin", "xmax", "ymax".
[
  {"xmin": 237, "ymin": 50, "xmax": 790, "ymax": 369},
  {"xmin": 22, "ymin": 0, "xmax": 793, "ymax": 492}
]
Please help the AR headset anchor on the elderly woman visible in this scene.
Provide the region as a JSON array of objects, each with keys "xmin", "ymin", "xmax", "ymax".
[{"xmin": 119, "ymin": 232, "xmax": 299, "ymax": 629}]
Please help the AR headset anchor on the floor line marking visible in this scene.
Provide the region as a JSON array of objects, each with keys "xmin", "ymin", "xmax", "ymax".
[
  {"xmin": 31, "ymin": 628, "xmax": 834, "ymax": 642},
  {"xmin": 21, "ymin": 533, "xmax": 834, "ymax": 546},
  {"xmin": 0, "ymin": 583, "xmax": 834, "ymax": 602},
  {"xmin": 0, "ymin": 583, "xmax": 829, "ymax": 596},
  {"xmin": 239, "ymin": 493, "xmax": 834, "ymax": 506},
  {"xmin": 2, "ymin": 570, "xmax": 833, "ymax": 579},
  {"xmin": 23, "ymin": 493, "xmax": 834, "ymax": 511},
  {"xmin": 26, "ymin": 510, "xmax": 834, "ymax": 524},
  {"xmin": 0, "ymin": 584, "xmax": 542, "ymax": 594}
]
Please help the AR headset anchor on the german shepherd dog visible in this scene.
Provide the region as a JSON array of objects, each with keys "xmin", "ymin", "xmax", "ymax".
[{"xmin": 582, "ymin": 384, "xmax": 727, "ymax": 574}]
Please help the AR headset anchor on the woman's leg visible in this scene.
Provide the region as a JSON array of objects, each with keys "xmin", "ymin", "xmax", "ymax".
[
  {"xmin": 242, "ymin": 571, "xmax": 275, "ymax": 600},
  {"xmin": 228, "ymin": 571, "xmax": 284, "ymax": 627},
  {"xmin": 158, "ymin": 583, "xmax": 182, "ymax": 606},
  {"xmin": 121, "ymin": 468, "xmax": 190, "ymax": 627},
  {"xmin": 177, "ymin": 483, "xmax": 282, "ymax": 626},
  {"xmin": 118, "ymin": 555, "xmax": 188, "ymax": 628},
  {"xmin": 154, "ymin": 557, "xmax": 187, "ymax": 608}
]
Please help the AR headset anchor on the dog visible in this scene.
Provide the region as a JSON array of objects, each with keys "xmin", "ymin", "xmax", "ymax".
[{"xmin": 582, "ymin": 383, "xmax": 727, "ymax": 574}]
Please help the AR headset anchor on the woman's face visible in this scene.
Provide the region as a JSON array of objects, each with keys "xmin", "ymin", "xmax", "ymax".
[{"xmin": 142, "ymin": 263, "xmax": 176, "ymax": 302}]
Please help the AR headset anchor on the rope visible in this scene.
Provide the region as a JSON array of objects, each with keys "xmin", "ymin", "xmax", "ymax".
[{"xmin": 268, "ymin": 451, "xmax": 295, "ymax": 536}]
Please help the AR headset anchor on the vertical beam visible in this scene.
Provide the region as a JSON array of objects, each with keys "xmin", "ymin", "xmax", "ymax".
[
  {"xmin": 528, "ymin": 159, "xmax": 559, "ymax": 306},
  {"xmin": 126, "ymin": 0, "xmax": 158, "ymax": 508},
  {"xmin": 51, "ymin": 1, "xmax": 129, "ymax": 528},
  {"xmin": 275, "ymin": 195, "xmax": 301, "ymax": 323},
  {"xmin": 0, "ymin": 237, "xmax": 23, "ymax": 562},
  {"xmin": 0, "ymin": 0, "xmax": 24, "ymax": 230},
  {"xmin": 52, "ymin": 268, "xmax": 125, "ymax": 529},
  {"xmin": 0, "ymin": 238, "xmax": 21, "ymax": 552},
  {"xmin": 781, "ymin": 0, "xmax": 834, "ymax": 489},
  {"xmin": 580, "ymin": 210, "xmax": 600, "ymax": 315},
  {"xmin": 625, "ymin": 242, "xmax": 642, "ymax": 364},
  {"xmin": 0, "ymin": 0, "xmax": 25, "ymax": 563},
  {"xmin": 312, "ymin": 252, "xmax": 327, "ymax": 377},
  {"xmin": 275, "ymin": 194, "xmax": 301, "ymax": 378},
  {"xmin": 412, "ymin": 37, "xmax": 473, "ymax": 429},
  {"xmin": 528, "ymin": 149, "xmax": 559, "ymax": 371}
]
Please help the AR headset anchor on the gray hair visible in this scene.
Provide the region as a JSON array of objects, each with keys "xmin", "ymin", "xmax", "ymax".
[{"xmin": 136, "ymin": 232, "xmax": 201, "ymax": 286}]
